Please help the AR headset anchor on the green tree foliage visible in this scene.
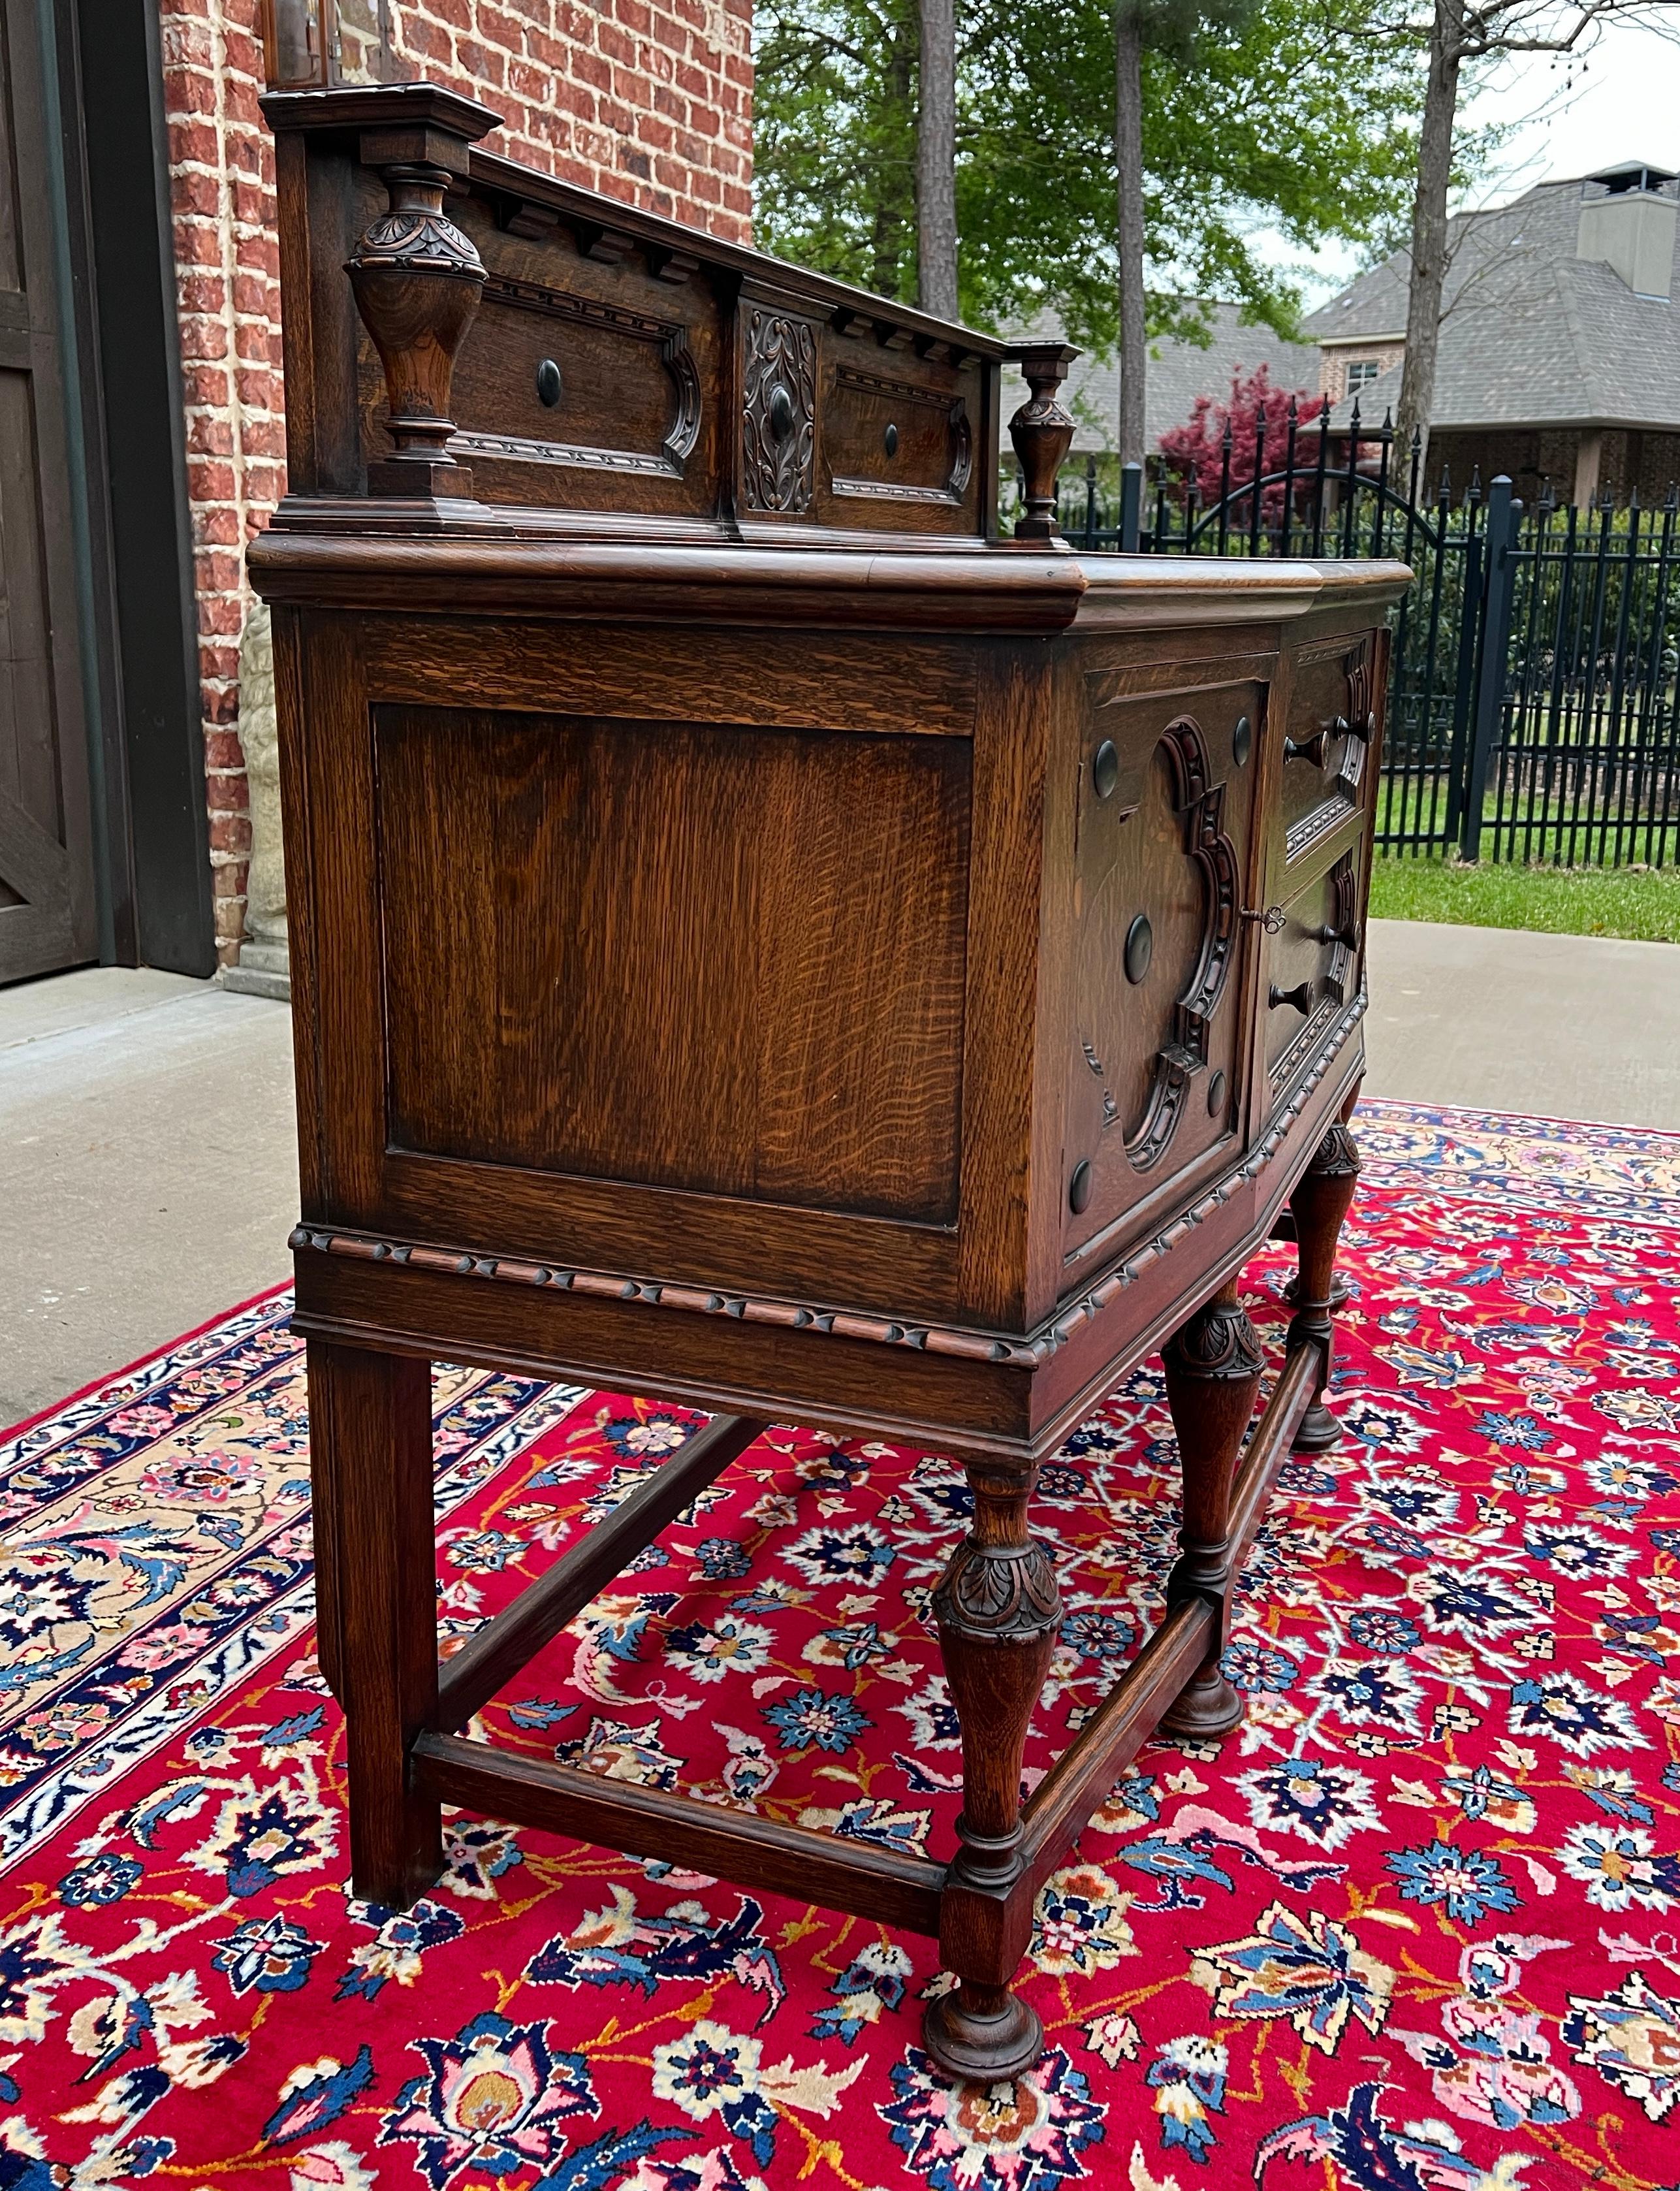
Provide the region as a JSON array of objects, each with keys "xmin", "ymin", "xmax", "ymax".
[{"xmin": 752, "ymin": 0, "xmax": 1425, "ymax": 349}]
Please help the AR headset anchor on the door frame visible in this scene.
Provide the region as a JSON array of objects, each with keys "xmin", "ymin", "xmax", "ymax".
[{"xmin": 41, "ymin": 0, "xmax": 213, "ymax": 976}]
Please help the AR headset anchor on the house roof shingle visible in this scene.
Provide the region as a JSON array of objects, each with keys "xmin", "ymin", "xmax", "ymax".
[{"xmin": 1308, "ymin": 174, "xmax": 1680, "ymax": 434}]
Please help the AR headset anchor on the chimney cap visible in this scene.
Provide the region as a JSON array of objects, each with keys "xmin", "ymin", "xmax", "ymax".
[{"xmin": 1581, "ymin": 161, "xmax": 1679, "ymax": 199}]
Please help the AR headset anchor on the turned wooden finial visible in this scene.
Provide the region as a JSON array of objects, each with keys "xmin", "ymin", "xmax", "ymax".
[
  {"xmin": 349, "ymin": 159, "xmax": 485, "ymax": 497},
  {"xmin": 1005, "ymin": 341, "xmax": 1079, "ymax": 540},
  {"xmin": 344, "ymin": 96, "xmax": 503, "ymax": 498}
]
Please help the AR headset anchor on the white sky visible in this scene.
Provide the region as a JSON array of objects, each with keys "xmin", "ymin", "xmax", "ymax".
[{"xmin": 1286, "ymin": 10, "xmax": 1680, "ymax": 306}]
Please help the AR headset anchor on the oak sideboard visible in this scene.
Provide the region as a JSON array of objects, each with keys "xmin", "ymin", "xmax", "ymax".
[{"xmin": 250, "ymin": 79, "xmax": 1410, "ymax": 2082}]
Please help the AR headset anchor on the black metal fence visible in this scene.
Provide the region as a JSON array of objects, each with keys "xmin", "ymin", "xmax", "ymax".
[{"xmin": 1002, "ymin": 404, "xmax": 1680, "ymax": 871}]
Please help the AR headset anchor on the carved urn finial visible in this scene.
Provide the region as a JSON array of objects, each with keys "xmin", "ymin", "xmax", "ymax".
[
  {"xmin": 348, "ymin": 159, "xmax": 486, "ymax": 498},
  {"xmin": 1004, "ymin": 342, "xmax": 1079, "ymax": 541}
]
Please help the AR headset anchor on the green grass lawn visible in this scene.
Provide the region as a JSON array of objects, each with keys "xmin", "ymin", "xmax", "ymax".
[{"xmin": 1370, "ymin": 854, "xmax": 1680, "ymax": 942}]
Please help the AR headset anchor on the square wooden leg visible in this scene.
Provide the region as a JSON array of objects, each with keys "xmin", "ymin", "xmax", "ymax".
[{"xmin": 308, "ymin": 1339, "xmax": 443, "ymax": 1908}]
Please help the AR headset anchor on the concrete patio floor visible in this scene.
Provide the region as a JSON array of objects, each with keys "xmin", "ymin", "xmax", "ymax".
[{"xmin": 3, "ymin": 917, "xmax": 1677, "ymax": 1427}]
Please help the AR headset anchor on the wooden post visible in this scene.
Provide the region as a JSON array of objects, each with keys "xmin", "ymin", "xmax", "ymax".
[
  {"xmin": 1004, "ymin": 342, "xmax": 1078, "ymax": 541},
  {"xmin": 924, "ymin": 1458, "xmax": 1061, "ymax": 2081},
  {"xmin": 308, "ymin": 1341, "xmax": 443, "ymax": 1906},
  {"xmin": 1286, "ymin": 1125, "xmax": 1362, "ymax": 1453},
  {"xmin": 1160, "ymin": 1279, "xmax": 1265, "ymax": 1741}
]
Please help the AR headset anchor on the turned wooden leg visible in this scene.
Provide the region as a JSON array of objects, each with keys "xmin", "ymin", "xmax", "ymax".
[
  {"xmin": 924, "ymin": 1461, "xmax": 1061, "ymax": 2084},
  {"xmin": 1160, "ymin": 1281, "xmax": 1265, "ymax": 1743},
  {"xmin": 308, "ymin": 1339, "xmax": 443, "ymax": 1908},
  {"xmin": 1286, "ymin": 1121, "xmax": 1362, "ymax": 1452}
]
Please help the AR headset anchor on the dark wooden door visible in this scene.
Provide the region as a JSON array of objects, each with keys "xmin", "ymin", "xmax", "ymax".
[{"xmin": 0, "ymin": 0, "xmax": 97, "ymax": 982}]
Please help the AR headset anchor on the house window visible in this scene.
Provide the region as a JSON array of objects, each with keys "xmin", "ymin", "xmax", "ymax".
[{"xmin": 1344, "ymin": 360, "xmax": 1381, "ymax": 393}]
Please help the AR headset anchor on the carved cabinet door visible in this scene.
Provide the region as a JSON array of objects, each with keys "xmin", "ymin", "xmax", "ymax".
[{"xmin": 1060, "ymin": 674, "xmax": 1264, "ymax": 1271}]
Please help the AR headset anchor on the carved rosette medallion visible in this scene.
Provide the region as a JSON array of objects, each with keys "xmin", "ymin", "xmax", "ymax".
[
  {"xmin": 932, "ymin": 1537, "xmax": 1062, "ymax": 1646},
  {"xmin": 1124, "ymin": 716, "xmax": 1241, "ymax": 1173},
  {"xmin": 741, "ymin": 310, "xmax": 817, "ymax": 513}
]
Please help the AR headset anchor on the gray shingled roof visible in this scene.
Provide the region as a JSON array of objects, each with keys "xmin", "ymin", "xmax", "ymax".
[
  {"xmin": 1002, "ymin": 301, "xmax": 1322, "ymax": 454},
  {"xmin": 1308, "ymin": 175, "xmax": 1680, "ymax": 432}
]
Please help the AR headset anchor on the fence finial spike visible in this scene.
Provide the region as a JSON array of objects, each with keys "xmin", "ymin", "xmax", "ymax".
[
  {"xmin": 1468, "ymin": 466, "xmax": 1482, "ymax": 500},
  {"xmin": 1221, "ymin": 415, "xmax": 1233, "ymax": 452},
  {"xmin": 1410, "ymin": 424, "xmax": 1422, "ymax": 454},
  {"xmin": 1349, "ymin": 395, "xmax": 1361, "ymax": 436},
  {"xmin": 1667, "ymin": 481, "xmax": 1679, "ymax": 512},
  {"xmin": 1379, "ymin": 406, "xmax": 1394, "ymax": 439},
  {"xmin": 1286, "ymin": 392, "xmax": 1298, "ymax": 422}
]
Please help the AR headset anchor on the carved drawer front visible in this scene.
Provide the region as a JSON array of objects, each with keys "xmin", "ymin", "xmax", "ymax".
[
  {"xmin": 359, "ymin": 191, "xmax": 724, "ymax": 518},
  {"xmin": 823, "ymin": 358, "xmax": 974, "ymax": 513},
  {"xmin": 1276, "ymin": 634, "xmax": 1379, "ymax": 871},
  {"xmin": 445, "ymin": 273, "xmax": 707, "ymax": 507},
  {"xmin": 1261, "ymin": 845, "xmax": 1364, "ymax": 1096},
  {"xmin": 1062, "ymin": 679, "xmax": 1263, "ymax": 1262}
]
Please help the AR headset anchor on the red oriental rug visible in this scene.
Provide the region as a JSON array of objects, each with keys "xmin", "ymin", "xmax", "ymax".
[{"xmin": 5, "ymin": 1098, "xmax": 1680, "ymax": 2191}]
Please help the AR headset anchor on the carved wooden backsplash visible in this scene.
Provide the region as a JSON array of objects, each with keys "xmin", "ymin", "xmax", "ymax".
[{"xmin": 311, "ymin": 89, "xmax": 1001, "ymax": 540}]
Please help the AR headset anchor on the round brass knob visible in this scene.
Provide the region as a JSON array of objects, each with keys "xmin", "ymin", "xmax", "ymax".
[
  {"xmin": 884, "ymin": 421, "xmax": 899, "ymax": 457},
  {"xmin": 1092, "ymin": 739, "xmax": 1120, "ymax": 799},
  {"xmin": 1069, "ymin": 1158, "xmax": 1094, "ymax": 1214},
  {"xmin": 1232, "ymin": 713, "xmax": 1252, "ymax": 767},
  {"xmin": 535, "ymin": 357, "xmax": 563, "ymax": 408},
  {"xmin": 768, "ymin": 383, "xmax": 796, "ymax": 442},
  {"xmin": 1207, "ymin": 1069, "xmax": 1227, "ymax": 1117}
]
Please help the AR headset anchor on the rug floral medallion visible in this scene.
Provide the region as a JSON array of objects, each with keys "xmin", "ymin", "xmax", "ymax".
[{"xmin": 4, "ymin": 1098, "xmax": 1680, "ymax": 2191}]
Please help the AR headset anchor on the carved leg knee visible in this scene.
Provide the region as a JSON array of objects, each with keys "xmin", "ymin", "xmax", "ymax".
[
  {"xmin": 1287, "ymin": 1122, "xmax": 1361, "ymax": 1453},
  {"xmin": 1160, "ymin": 1281, "xmax": 1265, "ymax": 1743},
  {"xmin": 924, "ymin": 1462, "xmax": 1060, "ymax": 2083}
]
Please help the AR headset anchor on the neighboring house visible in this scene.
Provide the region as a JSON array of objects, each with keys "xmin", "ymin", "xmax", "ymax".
[
  {"xmin": 0, "ymin": 0, "xmax": 752, "ymax": 992},
  {"xmin": 1307, "ymin": 161, "xmax": 1680, "ymax": 509},
  {"xmin": 1001, "ymin": 300, "xmax": 1322, "ymax": 457}
]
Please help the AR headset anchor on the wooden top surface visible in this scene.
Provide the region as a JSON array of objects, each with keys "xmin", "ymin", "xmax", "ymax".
[{"xmin": 247, "ymin": 524, "xmax": 1413, "ymax": 633}]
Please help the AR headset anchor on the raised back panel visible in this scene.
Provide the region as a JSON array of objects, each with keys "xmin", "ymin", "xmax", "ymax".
[
  {"xmin": 375, "ymin": 707, "xmax": 972, "ymax": 1223},
  {"xmin": 338, "ymin": 150, "xmax": 992, "ymax": 537},
  {"xmin": 384, "ymin": 187, "xmax": 727, "ymax": 521}
]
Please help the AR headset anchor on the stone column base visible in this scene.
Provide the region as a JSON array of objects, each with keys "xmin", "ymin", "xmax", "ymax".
[{"xmin": 218, "ymin": 938, "xmax": 291, "ymax": 1003}]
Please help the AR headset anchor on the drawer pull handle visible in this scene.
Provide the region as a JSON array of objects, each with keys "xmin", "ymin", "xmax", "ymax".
[
  {"xmin": 1269, "ymin": 980, "xmax": 1314, "ymax": 1016},
  {"xmin": 1241, "ymin": 904, "xmax": 1286, "ymax": 935},
  {"xmin": 1283, "ymin": 729, "xmax": 1329, "ymax": 768},
  {"xmin": 1314, "ymin": 921, "xmax": 1359, "ymax": 950},
  {"xmin": 1343, "ymin": 712, "xmax": 1377, "ymax": 745}
]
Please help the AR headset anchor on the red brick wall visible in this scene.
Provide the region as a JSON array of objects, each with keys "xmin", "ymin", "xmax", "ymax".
[{"xmin": 157, "ymin": 0, "xmax": 753, "ymax": 965}]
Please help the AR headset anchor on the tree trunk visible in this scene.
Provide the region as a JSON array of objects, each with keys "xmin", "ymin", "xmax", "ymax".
[
  {"xmin": 1115, "ymin": 2, "xmax": 1146, "ymax": 468},
  {"xmin": 872, "ymin": 14, "xmax": 918, "ymax": 300},
  {"xmin": 916, "ymin": 0, "xmax": 959, "ymax": 319},
  {"xmin": 1395, "ymin": 0, "xmax": 1463, "ymax": 487}
]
